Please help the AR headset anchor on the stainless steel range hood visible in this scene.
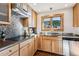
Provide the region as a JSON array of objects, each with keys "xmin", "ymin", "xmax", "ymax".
[{"xmin": 12, "ymin": 3, "xmax": 31, "ymax": 17}]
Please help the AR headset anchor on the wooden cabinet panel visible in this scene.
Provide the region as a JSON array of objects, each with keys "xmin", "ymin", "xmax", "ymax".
[
  {"xmin": 39, "ymin": 36, "xmax": 63, "ymax": 55},
  {"xmin": 51, "ymin": 40, "xmax": 55, "ymax": 53},
  {"xmin": 20, "ymin": 39, "xmax": 29, "ymax": 48},
  {"xmin": 0, "ymin": 44, "xmax": 19, "ymax": 56},
  {"xmin": 77, "ymin": 4, "xmax": 79, "ymax": 26},
  {"xmin": 34, "ymin": 36, "xmax": 38, "ymax": 52},
  {"xmin": 51, "ymin": 37, "xmax": 63, "ymax": 54},
  {"xmin": 28, "ymin": 39, "xmax": 34, "ymax": 56},
  {"xmin": 32, "ymin": 11, "xmax": 37, "ymax": 27},
  {"xmin": 38, "ymin": 35, "xmax": 43, "ymax": 50},
  {"xmin": 20, "ymin": 38, "xmax": 35, "ymax": 56},
  {"xmin": 20, "ymin": 44, "xmax": 29, "ymax": 56},
  {"xmin": 73, "ymin": 3, "xmax": 79, "ymax": 27},
  {"xmin": 10, "ymin": 51, "xmax": 19, "ymax": 56},
  {"xmin": 20, "ymin": 18, "xmax": 28, "ymax": 27},
  {"xmin": 42, "ymin": 38, "xmax": 52, "ymax": 52},
  {"xmin": 0, "ymin": 3, "xmax": 11, "ymax": 24},
  {"xmin": 52, "ymin": 40, "xmax": 59, "ymax": 54}
]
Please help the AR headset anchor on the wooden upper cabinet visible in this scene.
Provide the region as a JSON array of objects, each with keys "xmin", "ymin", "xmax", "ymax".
[
  {"xmin": 32, "ymin": 10, "xmax": 37, "ymax": 27},
  {"xmin": 73, "ymin": 3, "xmax": 79, "ymax": 27},
  {"xmin": 20, "ymin": 17, "xmax": 28, "ymax": 27},
  {"xmin": 0, "ymin": 3, "xmax": 11, "ymax": 24}
]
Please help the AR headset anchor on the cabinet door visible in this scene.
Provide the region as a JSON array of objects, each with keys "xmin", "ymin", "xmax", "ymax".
[
  {"xmin": 42, "ymin": 38, "xmax": 52, "ymax": 52},
  {"xmin": 10, "ymin": 51, "xmax": 19, "ymax": 56},
  {"xmin": 34, "ymin": 37, "xmax": 38, "ymax": 52},
  {"xmin": 51, "ymin": 40, "xmax": 55, "ymax": 53},
  {"xmin": 73, "ymin": 5, "xmax": 78, "ymax": 27},
  {"xmin": 0, "ymin": 3, "xmax": 11, "ymax": 24},
  {"xmin": 73, "ymin": 4, "xmax": 79, "ymax": 27},
  {"xmin": 52, "ymin": 40, "xmax": 59, "ymax": 54},
  {"xmin": 20, "ymin": 44, "xmax": 29, "ymax": 56},
  {"xmin": 20, "ymin": 18, "xmax": 28, "ymax": 27},
  {"xmin": 51, "ymin": 37, "xmax": 63, "ymax": 55},
  {"xmin": 77, "ymin": 4, "xmax": 79, "ymax": 26},
  {"xmin": 38, "ymin": 36, "xmax": 43, "ymax": 50},
  {"xmin": 28, "ymin": 39, "xmax": 35, "ymax": 56},
  {"xmin": 0, "ymin": 44, "xmax": 19, "ymax": 56},
  {"xmin": 32, "ymin": 11, "xmax": 37, "ymax": 27}
]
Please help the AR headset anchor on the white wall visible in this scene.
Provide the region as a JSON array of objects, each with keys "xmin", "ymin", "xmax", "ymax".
[
  {"xmin": 37, "ymin": 8, "xmax": 73, "ymax": 33},
  {"xmin": 73, "ymin": 27, "xmax": 79, "ymax": 34}
]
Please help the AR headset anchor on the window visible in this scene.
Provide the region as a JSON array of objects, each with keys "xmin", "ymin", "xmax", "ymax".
[
  {"xmin": 43, "ymin": 18, "xmax": 51, "ymax": 28},
  {"xmin": 41, "ymin": 14, "xmax": 64, "ymax": 31},
  {"xmin": 52, "ymin": 17, "xmax": 61, "ymax": 30},
  {"xmin": 42, "ymin": 18, "xmax": 51, "ymax": 31}
]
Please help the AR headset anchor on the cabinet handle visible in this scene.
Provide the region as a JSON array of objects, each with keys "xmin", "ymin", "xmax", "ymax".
[{"xmin": 9, "ymin": 50, "xmax": 12, "ymax": 52}]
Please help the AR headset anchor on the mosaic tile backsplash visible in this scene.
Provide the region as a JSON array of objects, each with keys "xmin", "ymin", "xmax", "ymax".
[{"xmin": 0, "ymin": 15, "xmax": 24, "ymax": 39}]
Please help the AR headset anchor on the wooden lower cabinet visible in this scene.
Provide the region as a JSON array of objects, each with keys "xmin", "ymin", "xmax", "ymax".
[
  {"xmin": 38, "ymin": 35, "xmax": 43, "ymax": 50},
  {"xmin": 10, "ymin": 51, "xmax": 19, "ymax": 56},
  {"xmin": 34, "ymin": 36, "xmax": 38, "ymax": 52},
  {"xmin": 0, "ymin": 35, "xmax": 62, "ymax": 56},
  {"xmin": 42, "ymin": 38, "xmax": 52, "ymax": 52},
  {"xmin": 28, "ymin": 39, "xmax": 35, "ymax": 56},
  {"xmin": 52, "ymin": 40, "xmax": 60, "ymax": 54},
  {"xmin": 20, "ymin": 37, "xmax": 37, "ymax": 56},
  {"xmin": 0, "ymin": 44, "xmax": 19, "ymax": 56},
  {"xmin": 51, "ymin": 37, "xmax": 63, "ymax": 55},
  {"xmin": 20, "ymin": 44, "xmax": 29, "ymax": 56},
  {"xmin": 52, "ymin": 37, "xmax": 63, "ymax": 55},
  {"xmin": 38, "ymin": 36, "xmax": 63, "ymax": 55}
]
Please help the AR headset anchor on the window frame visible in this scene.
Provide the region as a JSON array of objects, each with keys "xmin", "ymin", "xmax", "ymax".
[{"xmin": 41, "ymin": 13, "xmax": 64, "ymax": 31}]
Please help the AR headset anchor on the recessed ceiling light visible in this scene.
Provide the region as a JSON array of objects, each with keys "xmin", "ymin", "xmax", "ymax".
[
  {"xmin": 50, "ymin": 7, "xmax": 52, "ymax": 11},
  {"xmin": 33, "ymin": 3, "xmax": 37, "ymax": 5},
  {"xmin": 65, "ymin": 4, "xmax": 68, "ymax": 7}
]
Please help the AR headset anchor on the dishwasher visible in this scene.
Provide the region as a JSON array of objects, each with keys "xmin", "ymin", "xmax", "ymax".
[
  {"xmin": 69, "ymin": 41, "xmax": 79, "ymax": 56},
  {"xmin": 63, "ymin": 39, "xmax": 70, "ymax": 56},
  {"xmin": 63, "ymin": 38, "xmax": 79, "ymax": 56}
]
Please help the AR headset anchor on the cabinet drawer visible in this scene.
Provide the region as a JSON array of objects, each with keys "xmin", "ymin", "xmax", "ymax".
[
  {"xmin": 10, "ymin": 51, "xmax": 19, "ymax": 56},
  {"xmin": 20, "ymin": 39, "xmax": 33, "ymax": 48},
  {"xmin": 43, "ymin": 36, "xmax": 58, "ymax": 40},
  {"xmin": 20, "ymin": 41, "xmax": 29, "ymax": 48},
  {"xmin": 0, "ymin": 44, "xmax": 19, "ymax": 56}
]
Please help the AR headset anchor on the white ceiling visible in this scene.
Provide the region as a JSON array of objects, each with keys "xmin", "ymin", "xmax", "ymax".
[{"xmin": 28, "ymin": 3, "xmax": 75, "ymax": 14}]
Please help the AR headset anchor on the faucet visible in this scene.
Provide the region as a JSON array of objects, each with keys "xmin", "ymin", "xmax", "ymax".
[{"xmin": 0, "ymin": 30, "xmax": 6, "ymax": 41}]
